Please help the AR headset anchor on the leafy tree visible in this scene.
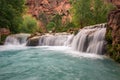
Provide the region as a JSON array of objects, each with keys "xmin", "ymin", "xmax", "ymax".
[
  {"xmin": 0, "ymin": 0, "xmax": 25, "ymax": 33},
  {"xmin": 70, "ymin": 0, "xmax": 114, "ymax": 27},
  {"xmin": 20, "ymin": 15, "xmax": 39, "ymax": 33},
  {"xmin": 46, "ymin": 22, "xmax": 56, "ymax": 31},
  {"xmin": 51, "ymin": 14, "xmax": 62, "ymax": 28}
]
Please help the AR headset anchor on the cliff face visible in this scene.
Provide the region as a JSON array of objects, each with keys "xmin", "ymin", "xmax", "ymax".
[
  {"xmin": 108, "ymin": 9, "xmax": 120, "ymax": 45},
  {"xmin": 26, "ymin": 0, "xmax": 71, "ymax": 31},
  {"xmin": 106, "ymin": 0, "xmax": 120, "ymax": 62},
  {"xmin": 107, "ymin": 0, "xmax": 120, "ymax": 8}
]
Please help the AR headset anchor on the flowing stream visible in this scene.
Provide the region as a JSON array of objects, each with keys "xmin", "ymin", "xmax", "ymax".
[{"xmin": 0, "ymin": 24, "xmax": 120, "ymax": 80}]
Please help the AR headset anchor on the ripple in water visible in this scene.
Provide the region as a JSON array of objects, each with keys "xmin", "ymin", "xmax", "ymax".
[{"xmin": 0, "ymin": 46, "xmax": 120, "ymax": 80}]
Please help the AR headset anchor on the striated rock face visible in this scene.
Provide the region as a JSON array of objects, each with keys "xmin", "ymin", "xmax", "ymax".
[
  {"xmin": 26, "ymin": 0, "xmax": 71, "ymax": 26},
  {"xmin": 106, "ymin": 1, "xmax": 120, "ymax": 62}
]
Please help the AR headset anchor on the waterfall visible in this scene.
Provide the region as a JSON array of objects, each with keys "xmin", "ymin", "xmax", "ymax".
[
  {"xmin": 4, "ymin": 33, "xmax": 30, "ymax": 45},
  {"xmin": 71, "ymin": 24, "xmax": 106, "ymax": 54},
  {"xmin": 39, "ymin": 33, "xmax": 72, "ymax": 46},
  {"xmin": 4, "ymin": 36, "xmax": 20, "ymax": 45},
  {"xmin": 4, "ymin": 24, "xmax": 106, "ymax": 54},
  {"xmin": 37, "ymin": 24, "xmax": 106, "ymax": 54}
]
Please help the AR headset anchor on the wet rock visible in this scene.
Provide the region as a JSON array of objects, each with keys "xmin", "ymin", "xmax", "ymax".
[{"xmin": 26, "ymin": 36, "xmax": 40, "ymax": 46}]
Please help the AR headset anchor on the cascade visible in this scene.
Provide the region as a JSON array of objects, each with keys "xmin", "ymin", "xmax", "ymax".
[
  {"xmin": 39, "ymin": 33, "xmax": 73, "ymax": 46},
  {"xmin": 4, "ymin": 33, "xmax": 30, "ymax": 45},
  {"xmin": 71, "ymin": 24, "xmax": 106, "ymax": 54},
  {"xmin": 4, "ymin": 24, "xmax": 106, "ymax": 54}
]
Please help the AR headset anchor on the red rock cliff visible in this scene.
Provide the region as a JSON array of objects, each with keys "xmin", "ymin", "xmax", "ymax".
[
  {"xmin": 107, "ymin": 0, "xmax": 120, "ymax": 62},
  {"xmin": 26, "ymin": 0, "xmax": 71, "ymax": 30}
]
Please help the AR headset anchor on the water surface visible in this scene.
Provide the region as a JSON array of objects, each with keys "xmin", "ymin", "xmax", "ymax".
[{"xmin": 0, "ymin": 46, "xmax": 120, "ymax": 80}]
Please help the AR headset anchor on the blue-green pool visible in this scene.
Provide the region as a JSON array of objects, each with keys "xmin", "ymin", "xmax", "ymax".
[{"xmin": 0, "ymin": 46, "xmax": 120, "ymax": 80}]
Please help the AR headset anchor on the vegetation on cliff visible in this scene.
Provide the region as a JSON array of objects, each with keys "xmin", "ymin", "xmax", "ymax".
[
  {"xmin": 106, "ymin": 9, "xmax": 120, "ymax": 63},
  {"xmin": 0, "ymin": 0, "xmax": 114, "ymax": 33},
  {"xmin": 70, "ymin": 0, "xmax": 114, "ymax": 27},
  {"xmin": 20, "ymin": 15, "xmax": 39, "ymax": 33},
  {"xmin": 106, "ymin": 26, "xmax": 120, "ymax": 63}
]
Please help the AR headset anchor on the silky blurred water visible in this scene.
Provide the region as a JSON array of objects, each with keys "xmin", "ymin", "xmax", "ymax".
[{"xmin": 0, "ymin": 46, "xmax": 120, "ymax": 80}]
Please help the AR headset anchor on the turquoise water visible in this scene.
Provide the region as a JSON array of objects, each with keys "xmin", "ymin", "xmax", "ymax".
[{"xmin": 0, "ymin": 46, "xmax": 120, "ymax": 80}]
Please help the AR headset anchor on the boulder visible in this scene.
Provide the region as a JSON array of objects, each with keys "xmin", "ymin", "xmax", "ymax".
[{"xmin": 26, "ymin": 36, "xmax": 40, "ymax": 46}]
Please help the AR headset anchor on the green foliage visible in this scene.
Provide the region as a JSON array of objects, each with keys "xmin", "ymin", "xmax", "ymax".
[
  {"xmin": 0, "ymin": 35, "xmax": 8, "ymax": 45},
  {"xmin": 70, "ymin": 0, "xmax": 114, "ymax": 27},
  {"xmin": 45, "ymin": 14, "xmax": 63, "ymax": 32},
  {"xmin": 105, "ymin": 27, "xmax": 112, "ymax": 44},
  {"xmin": 65, "ymin": 22, "xmax": 76, "ymax": 28},
  {"xmin": 59, "ymin": 22, "xmax": 76, "ymax": 32},
  {"xmin": 107, "ymin": 44, "xmax": 120, "ymax": 63},
  {"xmin": 46, "ymin": 22, "xmax": 56, "ymax": 31},
  {"xmin": 38, "ymin": 13, "xmax": 48, "ymax": 26},
  {"xmin": 51, "ymin": 14, "xmax": 62, "ymax": 28},
  {"xmin": 0, "ymin": 0, "xmax": 25, "ymax": 33},
  {"xmin": 106, "ymin": 26, "xmax": 120, "ymax": 63},
  {"xmin": 20, "ymin": 15, "xmax": 39, "ymax": 33}
]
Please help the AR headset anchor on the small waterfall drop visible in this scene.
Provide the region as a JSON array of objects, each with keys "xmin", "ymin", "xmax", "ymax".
[
  {"xmin": 37, "ymin": 24, "xmax": 106, "ymax": 54},
  {"xmin": 39, "ymin": 33, "xmax": 72, "ymax": 46},
  {"xmin": 71, "ymin": 24, "xmax": 106, "ymax": 54},
  {"xmin": 5, "ymin": 36, "xmax": 20, "ymax": 45},
  {"xmin": 4, "ymin": 33, "xmax": 30, "ymax": 45}
]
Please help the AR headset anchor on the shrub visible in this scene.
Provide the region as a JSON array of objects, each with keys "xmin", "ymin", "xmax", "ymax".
[
  {"xmin": 46, "ymin": 22, "xmax": 56, "ymax": 31},
  {"xmin": 70, "ymin": 0, "xmax": 114, "ymax": 27},
  {"xmin": 20, "ymin": 15, "xmax": 39, "ymax": 33}
]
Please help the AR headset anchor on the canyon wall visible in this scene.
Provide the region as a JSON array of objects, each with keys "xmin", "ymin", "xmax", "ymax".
[
  {"xmin": 26, "ymin": 0, "xmax": 71, "ymax": 32},
  {"xmin": 106, "ymin": 0, "xmax": 120, "ymax": 62}
]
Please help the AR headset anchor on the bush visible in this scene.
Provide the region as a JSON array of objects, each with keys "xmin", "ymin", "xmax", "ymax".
[
  {"xmin": 46, "ymin": 22, "xmax": 56, "ymax": 31},
  {"xmin": 0, "ymin": 0, "xmax": 25, "ymax": 33},
  {"xmin": 106, "ymin": 27, "xmax": 120, "ymax": 63},
  {"xmin": 20, "ymin": 15, "xmax": 39, "ymax": 33},
  {"xmin": 70, "ymin": 0, "xmax": 114, "ymax": 27},
  {"xmin": 0, "ymin": 35, "xmax": 8, "ymax": 45}
]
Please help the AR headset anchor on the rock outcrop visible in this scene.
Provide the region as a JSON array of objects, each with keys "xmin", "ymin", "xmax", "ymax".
[
  {"xmin": 108, "ymin": 9, "xmax": 120, "ymax": 45},
  {"xmin": 26, "ymin": 0, "xmax": 71, "ymax": 31},
  {"xmin": 106, "ymin": 0, "xmax": 120, "ymax": 62},
  {"xmin": 26, "ymin": 36, "xmax": 40, "ymax": 46}
]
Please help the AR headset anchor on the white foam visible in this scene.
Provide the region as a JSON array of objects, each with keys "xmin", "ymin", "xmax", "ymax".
[
  {"xmin": 0, "ymin": 45, "xmax": 105, "ymax": 59},
  {"xmin": 0, "ymin": 45, "xmax": 28, "ymax": 51},
  {"xmin": 39, "ymin": 46, "xmax": 105, "ymax": 59}
]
